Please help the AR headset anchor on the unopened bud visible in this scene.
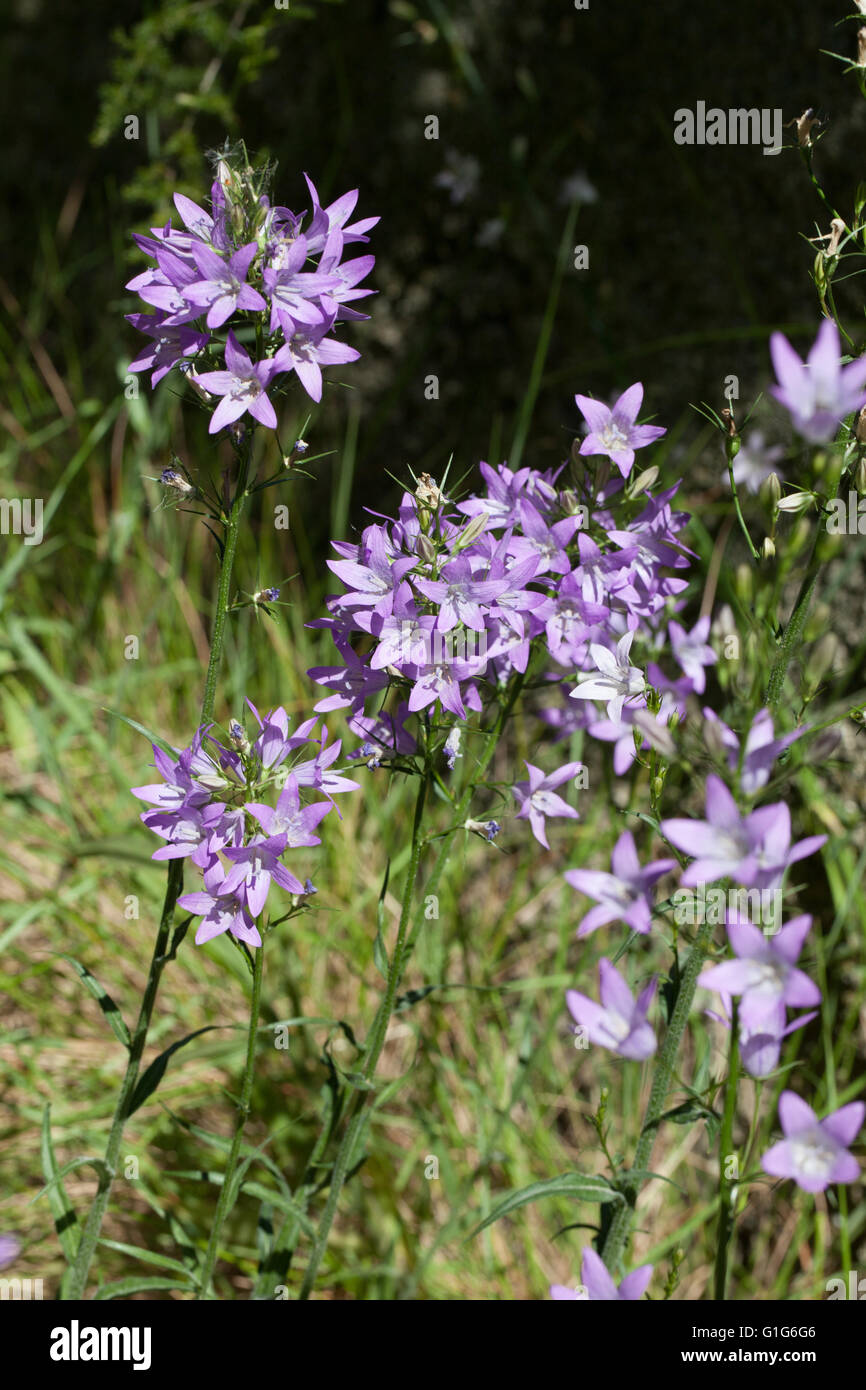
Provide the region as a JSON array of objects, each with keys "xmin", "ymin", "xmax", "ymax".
[
  {"xmin": 806, "ymin": 632, "xmax": 840, "ymax": 687},
  {"xmin": 628, "ymin": 465, "xmax": 659, "ymax": 498},
  {"xmin": 416, "ymin": 533, "xmax": 436, "ymax": 564},
  {"xmin": 455, "ymin": 512, "xmax": 489, "ymax": 549},
  {"xmin": 854, "ymin": 454, "xmax": 866, "ymax": 494},
  {"xmin": 762, "ymin": 536, "xmax": 776, "ymax": 560},
  {"xmin": 776, "ymin": 491, "xmax": 815, "ymax": 515},
  {"xmin": 760, "ymin": 472, "xmax": 783, "ymax": 507},
  {"xmin": 858, "ymin": 26, "xmax": 866, "ymax": 67}
]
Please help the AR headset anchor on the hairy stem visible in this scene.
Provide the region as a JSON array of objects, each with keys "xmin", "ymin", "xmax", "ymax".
[
  {"xmin": 713, "ymin": 1004, "xmax": 740, "ymax": 1300},
  {"xmin": 601, "ymin": 917, "xmax": 715, "ymax": 1275}
]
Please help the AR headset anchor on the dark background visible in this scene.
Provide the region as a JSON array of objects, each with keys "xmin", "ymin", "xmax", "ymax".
[{"xmin": 2, "ymin": 0, "xmax": 863, "ymax": 559}]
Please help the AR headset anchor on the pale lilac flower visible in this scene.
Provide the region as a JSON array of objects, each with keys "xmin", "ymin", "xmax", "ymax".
[
  {"xmin": 703, "ymin": 707, "xmax": 803, "ymax": 796},
  {"xmin": 565, "ymin": 830, "xmax": 675, "ymax": 937},
  {"xmin": 178, "ymin": 860, "xmax": 262, "ymax": 948},
  {"xmin": 513, "ymin": 760, "xmax": 582, "ymax": 849},
  {"xmin": 698, "ymin": 913, "xmax": 821, "ymax": 1028},
  {"xmin": 414, "ymin": 556, "xmax": 509, "ymax": 632},
  {"xmin": 193, "ymin": 331, "xmax": 281, "ymax": 433},
  {"xmin": 706, "ymin": 994, "xmax": 817, "ymax": 1079},
  {"xmin": 245, "ymin": 775, "xmax": 332, "ymax": 845},
  {"xmin": 125, "ymin": 314, "xmax": 209, "ymax": 386},
  {"xmin": 575, "ymin": 383, "xmax": 666, "ymax": 477},
  {"xmin": 770, "ymin": 318, "xmax": 866, "ymax": 443},
  {"xmin": 761, "ymin": 1091, "xmax": 864, "ymax": 1193},
  {"xmin": 221, "ymin": 832, "xmax": 304, "ymax": 916},
  {"xmin": 570, "ymin": 632, "xmax": 646, "ymax": 722},
  {"xmin": 668, "ymin": 615, "xmax": 716, "ymax": 694},
  {"xmin": 0, "ymin": 1235, "xmax": 20, "ymax": 1270},
  {"xmin": 185, "ymin": 241, "xmax": 267, "ymax": 328},
  {"xmin": 550, "ymin": 1248, "xmax": 653, "ymax": 1301},
  {"xmin": 728, "ymin": 430, "xmax": 785, "ymax": 494},
  {"xmin": 272, "ymin": 321, "xmax": 361, "ymax": 403},
  {"xmin": 566, "ymin": 959, "xmax": 657, "ymax": 1061},
  {"xmin": 661, "ymin": 776, "xmax": 826, "ymax": 889}
]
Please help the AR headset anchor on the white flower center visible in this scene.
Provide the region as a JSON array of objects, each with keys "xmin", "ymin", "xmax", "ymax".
[{"xmin": 789, "ymin": 1129, "xmax": 836, "ymax": 1178}]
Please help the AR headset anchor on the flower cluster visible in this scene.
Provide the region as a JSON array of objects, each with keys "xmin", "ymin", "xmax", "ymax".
[
  {"xmin": 127, "ymin": 153, "xmax": 377, "ymax": 419},
  {"xmin": 132, "ymin": 702, "xmax": 358, "ymax": 948},
  {"xmin": 308, "ymin": 383, "xmax": 702, "ymax": 846}
]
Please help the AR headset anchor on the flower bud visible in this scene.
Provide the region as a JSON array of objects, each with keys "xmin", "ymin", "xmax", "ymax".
[
  {"xmin": 416, "ymin": 533, "xmax": 436, "ymax": 564},
  {"xmin": 759, "ymin": 472, "xmax": 782, "ymax": 507},
  {"xmin": 734, "ymin": 565, "xmax": 753, "ymax": 602},
  {"xmin": 455, "ymin": 512, "xmax": 490, "ymax": 550},
  {"xmin": 775, "ymin": 490, "xmax": 815, "ymax": 515},
  {"xmin": 854, "ymin": 455, "xmax": 866, "ymax": 494},
  {"xmin": 805, "ymin": 632, "xmax": 840, "ymax": 687},
  {"xmin": 762, "ymin": 536, "xmax": 776, "ymax": 560},
  {"xmin": 858, "ymin": 26, "xmax": 866, "ymax": 67},
  {"xmin": 628, "ymin": 465, "xmax": 659, "ymax": 498}
]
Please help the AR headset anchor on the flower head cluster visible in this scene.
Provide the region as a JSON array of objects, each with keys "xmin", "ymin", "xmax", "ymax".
[
  {"xmin": 127, "ymin": 151, "xmax": 377, "ymax": 419},
  {"xmin": 132, "ymin": 702, "xmax": 358, "ymax": 948},
  {"xmin": 309, "ymin": 387, "xmax": 690, "ymax": 847}
]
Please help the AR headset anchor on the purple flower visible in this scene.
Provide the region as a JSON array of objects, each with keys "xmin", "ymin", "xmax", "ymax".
[
  {"xmin": 193, "ymin": 331, "xmax": 281, "ymax": 433},
  {"xmin": 703, "ymin": 707, "xmax": 803, "ymax": 797},
  {"xmin": 698, "ymin": 913, "xmax": 821, "ymax": 1029},
  {"xmin": 414, "ymin": 555, "xmax": 509, "ymax": 632},
  {"xmin": 221, "ymin": 832, "xmax": 305, "ymax": 916},
  {"xmin": 566, "ymin": 959, "xmax": 657, "ymax": 1061},
  {"xmin": 707, "ymin": 995, "xmax": 817, "ymax": 1079},
  {"xmin": 178, "ymin": 860, "xmax": 262, "ymax": 949},
  {"xmin": 668, "ymin": 615, "xmax": 716, "ymax": 695},
  {"xmin": 272, "ymin": 321, "xmax": 361, "ymax": 404},
  {"xmin": 513, "ymin": 760, "xmax": 582, "ymax": 849},
  {"xmin": 125, "ymin": 314, "xmax": 209, "ymax": 386},
  {"xmin": 728, "ymin": 430, "xmax": 785, "ymax": 494},
  {"xmin": 661, "ymin": 776, "xmax": 826, "ymax": 889},
  {"xmin": 185, "ymin": 241, "xmax": 267, "ymax": 328},
  {"xmin": 0, "ymin": 1235, "xmax": 21, "ymax": 1270},
  {"xmin": 769, "ymin": 319, "xmax": 866, "ymax": 444},
  {"xmin": 761, "ymin": 1091, "xmax": 864, "ymax": 1193},
  {"xmin": 575, "ymin": 383, "xmax": 666, "ymax": 478},
  {"xmin": 244, "ymin": 775, "xmax": 332, "ymax": 846},
  {"xmin": 565, "ymin": 830, "xmax": 675, "ymax": 937},
  {"xmin": 551, "ymin": 1248, "xmax": 653, "ymax": 1301},
  {"xmin": 570, "ymin": 632, "xmax": 646, "ymax": 722}
]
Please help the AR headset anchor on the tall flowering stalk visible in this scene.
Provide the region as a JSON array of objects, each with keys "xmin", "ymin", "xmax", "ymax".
[{"xmin": 62, "ymin": 146, "xmax": 375, "ymax": 1299}]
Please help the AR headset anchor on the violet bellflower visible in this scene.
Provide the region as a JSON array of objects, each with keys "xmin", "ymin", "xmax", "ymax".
[
  {"xmin": 575, "ymin": 382, "xmax": 666, "ymax": 478},
  {"xmin": 698, "ymin": 912, "xmax": 822, "ymax": 1029},
  {"xmin": 513, "ymin": 760, "xmax": 582, "ymax": 849},
  {"xmin": 769, "ymin": 318, "xmax": 866, "ymax": 444},
  {"xmin": 550, "ymin": 1247, "xmax": 653, "ymax": 1301},
  {"xmin": 566, "ymin": 959, "xmax": 657, "ymax": 1061},
  {"xmin": 661, "ymin": 775, "xmax": 826, "ymax": 891},
  {"xmin": 761, "ymin": 1091, "xmax": 864, "ymax": 1193},
  {"xmin": 565, "ymin": 829, "xmax": 675, "ymax": 937}
]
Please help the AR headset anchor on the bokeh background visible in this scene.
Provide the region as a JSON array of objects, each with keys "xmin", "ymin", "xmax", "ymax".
[{"xmin": 2, "ymin": 0, "xmax": 865, "ymax": 1300}]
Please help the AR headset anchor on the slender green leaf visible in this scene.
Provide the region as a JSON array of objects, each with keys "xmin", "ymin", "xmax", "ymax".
[
  {"xmin": 40, "ymin": 1104, "xmax": 79, "ymax": 1264},
  {"xmin": 55, "ymin": 953, "xmax": 131, "ymax": 1048},
  {"xmin": 470, "ymin": 1173, "xmax": 622, "ymax": 1239}
]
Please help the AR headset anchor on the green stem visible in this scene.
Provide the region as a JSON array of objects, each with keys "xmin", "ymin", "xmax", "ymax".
[
  {"xmin": 713, "ymin": 1003, "xmax": 740, "ymax": 1300},
  {"xmin": 198, "ymin": 937, "xmax": 264, "ymax": 1298},
  {"xmin": 65, "ymin": 449, "xmax": 250, "ymax": 1299},
  {"xmin": 726, "ymin": 450, "xmax": 760, "ymax": 562},
  {"xmin": 601, "ymin": 917, "xmax": 715, "ymax": 1275},
  {"xmin": 298, "ymin": 769, "xmax": 430, "ymax": 1299}
]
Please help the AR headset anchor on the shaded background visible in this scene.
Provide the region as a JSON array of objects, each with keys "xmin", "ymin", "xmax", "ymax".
[{"xmin": 3, "ymin": 0, "xmax": 864, "ymax": 564}]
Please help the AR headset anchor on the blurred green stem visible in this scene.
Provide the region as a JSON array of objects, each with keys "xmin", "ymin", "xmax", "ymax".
[
  {"xmin": 65, "ymin": 448, "xmax": 250, "ymax": 1299},
  {"xmin": 713, "ymin": 1003, "xmax": 740, "ymax": 1300},
  {"xmin": 601, "ymin": 918, "xmax": 715, "ymax": 1275},
  {"xmin": 198, "ymin": 935, "xmax": 264, "ymax": 1298}
]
